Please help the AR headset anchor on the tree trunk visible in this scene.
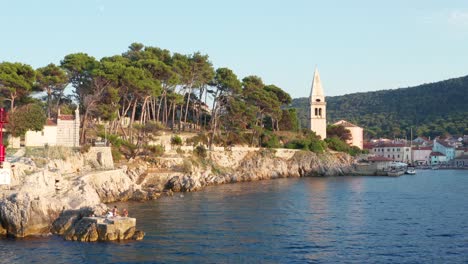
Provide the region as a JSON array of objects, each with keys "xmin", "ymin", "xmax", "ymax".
[
  {"xmin": 183, "ymin": 81, "xmax": 194, "ymax": 124},
  {"xmin": 129, "ymin": 98, "xmax": 138, "ymax": 142},
  {"xmin": 80, "ymin": 107, "xmax": 91, "ymax": 144},
  {"xmin": 47, "ymin": 90, "xmax": 52, "ymax": 118}
]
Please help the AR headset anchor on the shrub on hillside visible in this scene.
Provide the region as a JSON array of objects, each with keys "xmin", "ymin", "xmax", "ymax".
[
  {"xmin": 325, "ymin": 136, "xmax": 363, "ymax": 156},
  {"xmin": 148, "ymin": 144, "xmax": 165, "ymax": 157},
  {"xmin": 194, "ymin": 145, "xmax": 207, "ymax": 159},
  {"xmin": 283, "ymin": 132, "xmax": 327, "ymax": 153},
  {"xmin": 171, "ymin": 135, "xmax": 183, "ymax": 146},
  {"xmin": 325, "ymin": 137, "xmax": 350, "ymax": 152},
  {"xmin": 260, "ymin": 131, "xmax": 281, "ymax": 148},
  {"xmin": 111, "ymin": 147, "xmax": 123, "ymax": 162}
]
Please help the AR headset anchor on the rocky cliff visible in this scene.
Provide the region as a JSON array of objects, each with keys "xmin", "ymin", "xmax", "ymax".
[
  {"xmin": 0, "ymin": 147, "xmax": 354, "ymax": 238},
  {"xmin": 160, "ymin": 149, "xmax": 353, "ymax": 192}
]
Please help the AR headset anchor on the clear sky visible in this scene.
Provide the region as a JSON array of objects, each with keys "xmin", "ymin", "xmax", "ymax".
[{"xmin": 1, "ymin": 0, "xmax": 468, "ymax": 98}]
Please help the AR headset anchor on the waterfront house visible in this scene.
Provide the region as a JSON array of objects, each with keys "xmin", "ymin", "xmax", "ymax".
[
  {"xmin": 412, "ymin": 146, "xmax": 432, "ymax": 165},
  {"xmin": 367, "ymin": 156, "xmax": 394, "ymax": 170},
  {"xmin": 430, "ymin": 151, "xmax": 447, "ymax": 165},
  {"xmin": 432, "ymin": 140, "xmax": 455, "ymax": 161},
  {"xmin": 370, "ymin": 143, "xmax": 412, "ymax": 163},
  {"xmin": 333, "ymin": 120, "xmax": 364, "ymax": 149}
]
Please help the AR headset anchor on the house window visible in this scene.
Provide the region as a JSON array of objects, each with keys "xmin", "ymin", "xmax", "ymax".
[
  {"xmin": 397, "ymin": 148, "xmax": 400, "ymax": 151},
  {"xmin": 397, "ymin": 155, "xmax": 400, "ymax": 158},
  {"xmin": 41, "ymin": 131, "xmax": 44, "ymax": 136},
  {"xmin": 388, "ymin": 155, "xmax": 390, "ymax": 158}
]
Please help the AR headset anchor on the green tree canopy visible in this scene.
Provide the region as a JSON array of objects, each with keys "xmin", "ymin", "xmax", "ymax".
[
  {"xmin": 36, "ymin": 63, "xmax": 68, "ymax": 118},
  {"xmin": 0, "ymin": 62, "xmax": 36, "ymax": 110},
  {"xmin": 327, "ymin": 124, "xmax": 352, "ymax": 141},
  {"xmin": 6, "ymin": 104, "xmax": 46, "ymax": 137}
]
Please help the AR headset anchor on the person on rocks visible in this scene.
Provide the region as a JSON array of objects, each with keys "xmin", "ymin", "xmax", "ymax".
[
  {"xmin": 122, "ymin": 208, "xmax": 128, "ymax": 217},
  {"xmin": 112, "ymin": 206, "xmax": 119, "ymax": 217}
]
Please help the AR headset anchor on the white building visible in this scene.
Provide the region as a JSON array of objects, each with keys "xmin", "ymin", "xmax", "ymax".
[
  {"xmin": 308, "ymin": 68, "xmax": 327, "ymax": 139},
  {"xmin": 12, "ymin": 109, "xmax": 80, "ymax": 148},
  {"xmin": 371, "ymin": 143, "xmax": 412, "ymax": 163},
  {"xmin": 333, "ymin": 120, "xmax": 364, "ymax": 149},
  {"xmin": 24, "ymin": 120, "xmax": 57, "ymax": 147},
  {"xmin": 412, "ymin": 146, "xmax": 432, "ymax": 165}
]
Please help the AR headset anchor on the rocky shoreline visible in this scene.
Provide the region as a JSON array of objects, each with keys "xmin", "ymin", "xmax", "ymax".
[{"xmin": 0, "ymin": 147, "xmax": 354, "ymax": 240}]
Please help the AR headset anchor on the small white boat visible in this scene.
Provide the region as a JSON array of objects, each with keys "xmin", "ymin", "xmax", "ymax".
[{"xmin": 405, "ymin": 167, "xmax": 416, "ymax": 175}]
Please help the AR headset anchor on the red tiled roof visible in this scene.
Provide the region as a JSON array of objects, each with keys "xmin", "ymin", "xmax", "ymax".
[
  {"xmin": 58, "ymin": 115, "xmax": 75, "ymax": 120},
  {"xmin": 430, "ymin": 151, "xmax": 445, "ymax": 157},
  {"xmin": 435, "ymin": 140, "xmax": 454, "ymax": 148},
  {"xmin": 45, "ymin": 119, "xmax": 57, "ymax": 126},
  {"xmin": 333, "ymin": 120, "xmax": 360, "ymax": 128},
  {"xmin": 363, "ymin": 142, "xmax": 374, "ymax": 149}
]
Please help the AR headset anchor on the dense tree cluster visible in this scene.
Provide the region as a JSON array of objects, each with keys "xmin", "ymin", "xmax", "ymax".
[
  {"xmin": 292, "ymin": 75, "xmax": 468, "ymax": 139},
  {"xmin": 0, "ymin": 43, "xmax": 297, "ymax": 150}
]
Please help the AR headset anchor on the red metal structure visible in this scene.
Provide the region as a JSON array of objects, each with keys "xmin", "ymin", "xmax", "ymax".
[{"xmin": 0, "ymin": 108, "xmax": 7, "ymax": 164}]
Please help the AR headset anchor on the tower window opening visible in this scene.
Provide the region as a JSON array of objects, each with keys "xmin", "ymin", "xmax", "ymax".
[
  {"xmin": 316, "ymin": 99, "xmax": 321, "ymax": 102},
  {"xmin": 319, "ymin": 108, "xmax": 322, "ymax": 116},
  {"xmin": 315, "ymin": 108, "xmax": 318, "ymax": 116}
]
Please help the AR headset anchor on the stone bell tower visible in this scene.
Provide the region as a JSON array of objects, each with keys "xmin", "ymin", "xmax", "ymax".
[{"xmin": 308, "ymin": 68, "xmax": 327, "ymax": 139}]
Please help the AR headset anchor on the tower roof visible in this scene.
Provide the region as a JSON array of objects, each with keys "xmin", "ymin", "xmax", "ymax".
[{"xmin": 310, "ymin": 68, "xmax": 325, "ymax": 102}]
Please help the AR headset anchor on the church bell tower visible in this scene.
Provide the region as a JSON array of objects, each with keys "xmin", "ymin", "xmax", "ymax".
[{"xmin": 308, "ymin": 68, "xmax": 327, "ymax": 139}]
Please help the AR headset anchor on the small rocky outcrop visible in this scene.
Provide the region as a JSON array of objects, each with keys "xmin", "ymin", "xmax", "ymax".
[
  {"xmin": 62, "ymin": 217, "xmax": 144, "ymax": 242},
  {"xmin": 0, "ymin": 167, "xmax": 144, "ymax": 238}
]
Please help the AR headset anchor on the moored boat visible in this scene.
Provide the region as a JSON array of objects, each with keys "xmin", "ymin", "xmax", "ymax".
[{"xmin": 405, "ymin": 167, "xmax": 416, "ymax": 175}]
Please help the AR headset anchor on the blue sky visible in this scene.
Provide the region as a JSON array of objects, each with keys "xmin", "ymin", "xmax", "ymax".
[{"xmin": 1, "ymin": 0, "xmax": 468, "ymax": 98}]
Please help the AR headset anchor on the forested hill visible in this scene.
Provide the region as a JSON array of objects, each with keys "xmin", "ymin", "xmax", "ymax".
[{"xmin": 291, "ymin": 75, "xmax": 468, "ymax": 138}]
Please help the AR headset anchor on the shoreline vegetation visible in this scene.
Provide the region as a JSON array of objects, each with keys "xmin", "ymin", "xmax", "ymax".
[
  {"xmin": 0, "ymin": 42, "xmax": 364, "ymax": 160},
  {"xmin": 0, "ymin": 42, "xmax": 367, "ymax": 241}
]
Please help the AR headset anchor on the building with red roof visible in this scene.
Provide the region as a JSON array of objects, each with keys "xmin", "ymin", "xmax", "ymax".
[
  {"xmin": 370, "ymin": 143, "xmax": 412, "ymax": 163},
  {"xmin": 333, "ymin": 120, "xmax": 364, "ymax": 149},
  {"xmin": 16, "ymin": 109, "xmax": 80, "ymax": 148}
]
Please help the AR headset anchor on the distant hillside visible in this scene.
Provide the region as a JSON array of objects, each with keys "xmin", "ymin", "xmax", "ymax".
[{"xmin": 291, "ymin": 75, "xmax": 468, "ymax": 139}]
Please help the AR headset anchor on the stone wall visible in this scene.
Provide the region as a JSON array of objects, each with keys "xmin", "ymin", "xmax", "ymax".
[{"xmin": 84, "ymin": 147, "xmax": 114, "ymax": 170}]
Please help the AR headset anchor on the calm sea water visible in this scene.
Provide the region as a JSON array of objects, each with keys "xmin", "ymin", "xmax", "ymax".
[{"xmin": 1, "ymin": 170, "xmax": 468, "ymax": 263}]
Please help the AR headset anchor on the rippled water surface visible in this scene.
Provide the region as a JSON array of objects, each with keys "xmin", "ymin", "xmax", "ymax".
[{"xmin": 1, "ymin": 170, "xmax": 468, "ymax": 263}]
